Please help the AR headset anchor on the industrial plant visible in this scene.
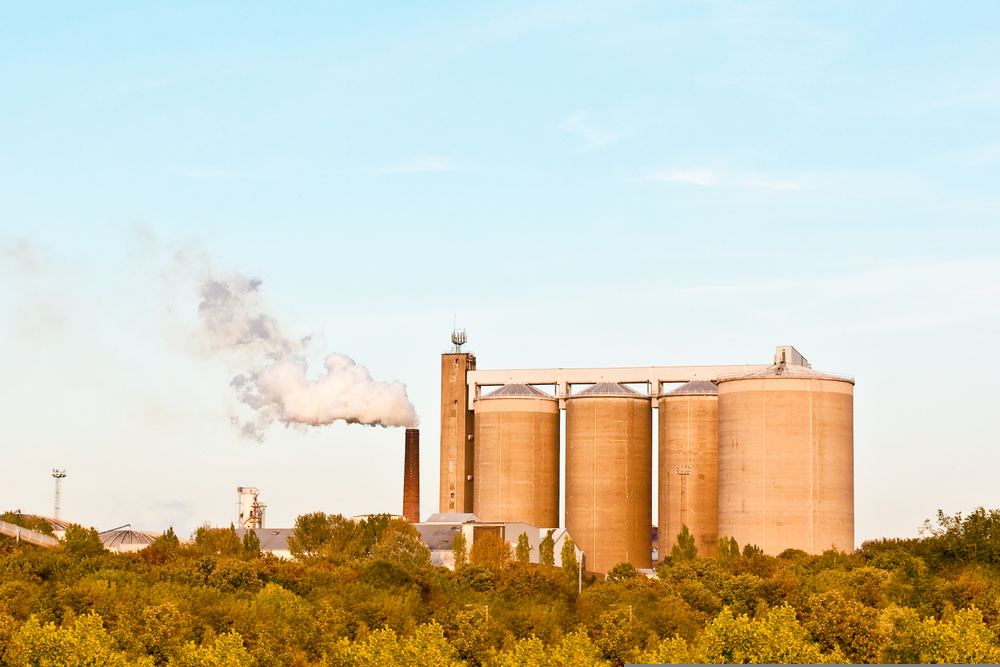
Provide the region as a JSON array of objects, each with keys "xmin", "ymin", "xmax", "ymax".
[{"xmin": 439, "ymin": 336, "xmax": 854, "ymax": 574}]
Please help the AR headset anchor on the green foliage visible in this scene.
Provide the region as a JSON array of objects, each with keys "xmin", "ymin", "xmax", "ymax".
[
  {"xmin": 801, "ymin": 590, "xmax": 882, "ymax": 663},
  {"xmin": 718, "ymin": 535, "xmax": 740, "ymax": 562},
  {"xmin": 286, "ymin": 511, "xmax": 333, "ymax": 560},
  {"xmin": 325, "ymin": 622, "xmax": 463, "ymax": 667},
  {"xmin": 516, "ymin": 533, "xmax": 530, "ymax": 566},
  {"xmin": 699, "ymin": 604, "xmax": 843, "ymax": 664},
  {"xmin": 879, "ymin": 604, "xmax": 1000, "ymax": 664},
  {"xmin": 670, "ymin": 525, "xmax": 698, "ymax": 561},
  {"xmin": 241, "ymin": 529, "xmax": 261, "ymax": 559},
  {"xmin": 194, "ymin": 523, "xmax": 243, "ymax": 558},
  {"xmin": 172, "ymin": 630, "xmax": 253, "ymax": 667},
  {"xmin": 4, "ymin": 612, "xmax": 153, "ymax": 667},
  {"xmin": 920, "ymin": 507, "xmax": 1000, "ymax": 566},
  {"xmin": 452, "ymin": 531, "xmax": 468, "ymax": 568},
  {"xmin": 605, "ymin": 562, "xmax": 640, "ymax": 584},
  {"xmin": 207, "ymin": 559, "xmax": 263, "ymax": 593},
  {"xmin": 470, "ymin": 532, "xmax": 511, "ymax": 569},
  {"xmin": 368, "ymin": 519, "xmax": 432, "ymax": 572},
  {"xmin": 539, "ymin": 530, "xmax": 555, "ymax": 567},
  {"xmin": 8, "ymin": 508, "xmax": 1000, "ymax": 665},
  {"xmin": 62, "ymin": 523, "xmax": 105, "ymax": 558},
  {"xmin": 560, "ymin": 538, "xmax": 578, "ymax": 578},
  {"xmin": 488, "ymin": 629, "xmax": 609, "ymax": 666}
]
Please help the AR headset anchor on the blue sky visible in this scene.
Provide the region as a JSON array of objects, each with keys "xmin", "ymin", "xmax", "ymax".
[{"xmin": 1, "ymin": 2, "xmax": 998, "ymax": 544}]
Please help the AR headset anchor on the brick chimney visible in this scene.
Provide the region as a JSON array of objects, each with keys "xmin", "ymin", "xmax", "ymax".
[{"xmin": 403, "ymin": 428, "xmax": 420, "ymax": 522}]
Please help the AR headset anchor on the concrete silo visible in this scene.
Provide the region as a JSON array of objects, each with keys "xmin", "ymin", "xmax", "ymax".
[
  {"xmin": 565, "ymin": 382, "xmax": 652, "ymax": 573},
  {"xmin": 473, "ymin": 384, "xmax": 560, "ymax": 528},
  {"xmin": 717, "ymin": 363, "xmax": 854, "ymax": 555},
  {"xmin": 658, "ymin": 381, "xmax": 718, "ymax": 559}
]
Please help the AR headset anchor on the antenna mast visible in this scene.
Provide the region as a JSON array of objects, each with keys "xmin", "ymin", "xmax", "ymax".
[
  {"xmin": 52, "ymin": 469, "xmax": 66, "ymax": 520},
  {"xmin": 451, "ymin": 329, "xmax": 467, "ymax": 353}
]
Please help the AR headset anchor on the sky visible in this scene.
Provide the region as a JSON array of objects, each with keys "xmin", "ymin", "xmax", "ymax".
[{"xmin": 1, "ymin": 1, "xmax": 998, "ymax": 545}]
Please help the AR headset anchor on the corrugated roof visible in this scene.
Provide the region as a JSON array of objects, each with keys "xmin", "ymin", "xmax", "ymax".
[
  {"xmin": 568, "ymin": 382, "xmax": 647, "ymax": 399},
  {"xmin": 29, "ymin": 515, "xmax": 72, "ymax": 533},
  {"xmin": 98, "ymin": 529, "xmax": 160, "ymax": 550},
  {"xmin": 235, "ymin": 528, "xmax": 293, "ymax": 552},
  {"xmin": 477, "ymin": 384, "xmax": 556, "ymax": 400},
  {"xmin": 661, "ymin": 381, "xmax": 718, "ymax": 397},
  {"xmin": 424, "ymin": 513, "xmax": 479, "ymax": 524},
  {"xmin": 415, "ymin": 525, "xmax": 461, "ymax": 551},
  {"xmin": 716, "ymin": 363, "xmax": 854, "ymax": 384}
]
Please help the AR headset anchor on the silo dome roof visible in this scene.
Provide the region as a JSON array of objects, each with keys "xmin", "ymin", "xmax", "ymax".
[
  {"xmin": 477, "ymin": 383, "xmax": 556, "ymax": 400},
  {"xmin": 662, "ymin": 381, "xmax": 718, "ymax": 397},
  {"xmin": 98, "ymin": 528, "xmax": 160, "ymax": 551},
  {"xmin": 568, "ymin": 382, "xmax": 647, "ymax": 399},
  {"xmin": 716, "ymin": 363, "xmax": 854, "ymax": 384}
]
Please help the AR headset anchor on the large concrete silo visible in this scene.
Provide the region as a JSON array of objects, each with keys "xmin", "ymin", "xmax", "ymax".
[
  {"xmin": 565, "ymin": 382, "xmax": 652, "ymax": 573},
  {"xmin": 658, "ymin": 381, "xmax": 718, "ymax": 559},
  {"xmin": 473, "ymin": 384, "xmax": 560, "ymax": 528},
  {"xmin": 717, "ymin": 364, "xmax": 854, "ymax": 555}
]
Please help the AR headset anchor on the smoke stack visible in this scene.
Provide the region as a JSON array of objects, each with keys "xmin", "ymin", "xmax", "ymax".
[{"xmin": 403, "ymin": 428, "xmax": 420, "ymax": 522}]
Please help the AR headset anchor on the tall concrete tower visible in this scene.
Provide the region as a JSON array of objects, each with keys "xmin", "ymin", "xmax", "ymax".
[{"xmin": 439, "ymin": 331, "xmax": 476, "ymax": 513}]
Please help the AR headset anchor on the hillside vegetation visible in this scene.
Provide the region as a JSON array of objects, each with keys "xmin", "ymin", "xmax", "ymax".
[{"xmin": 3, "ymin": 508, "xmax": 1000, "ymax": 665}]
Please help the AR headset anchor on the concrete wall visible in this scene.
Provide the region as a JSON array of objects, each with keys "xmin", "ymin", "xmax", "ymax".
[
  {"xmin": 659, "ymin": 393, "xmax": 718, "ymax": 557},
  {"xmin": 565, "ymin": 395, "xmax": 652, "ymax": 573},
  {"xmin": 473, "ymin": 397, "xmax": 560, "ymax": 528},
  {"xmin": 439, "ymin": 353, "xmax": 476, "ymax": 513},
  {"xmin": 717, "ymin": 377, "xmax": 854, "ymax": 555}
]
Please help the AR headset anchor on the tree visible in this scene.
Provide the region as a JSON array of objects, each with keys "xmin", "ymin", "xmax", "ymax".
[
  {"xmin": 62, "ymin": 523, "xmax": 105, "ymax": 558},
  {"xmin": 515, "ymin": 533, "xmax": 530, "ymax": 566},
  {"xmin": 539, "ymin": 529, "xmax": 556, "ymax": 567},
  {"xmin": 452, "ymin": 531, "xmax": 468, "ymax": 568},
  {"xmin": 881, "ymin": 605, "xmax": 1000, "ymax": 664},
  {"xmin": 561, "ymin": 537, "xmax": 579, "ymax": 578},
  {"xmin": 469, "ymin": 532, "xmax": 511, "ymax": 569},
  {"xmin": 606, "ymin": 562, "xmax": 641, "ymax": 583},
  {"xmin": 194, "ymin": 523, "xmax": 242, "ymax": 558},
  {"xmin": 5, "ymin": 612, "xmax": 152, "ymax": 667},
  {"xmin": 718, "ymin": 535, "xmax": 740, "ymax": 562},
  {"xmin": 242, "ymin": 528, "xmax": 261, "ymax": 559},
  {"xmin": 287, "ymin": 512, "xmax": 332, "ymax": 560},
  {"xmin": 172, "ymin": 630, "xmax": 253, "ymax": 667},
  {"xmin": 491, "ymin": 630, "xmax": 607, "ymax": 667},
  {"xmin": 358, "ymin": 513, "xmax": 393, "ymax": 555},
  {"xmin": 324, "ymin": 622, "xmax": 464, "ymax": 667},
  {"xmin": 208, "ymin": 559, "xmax": 263, "ymax": 593},
  {"xmin": 802, "ymin": 591, "xmax": 882, "ymax": 663},
  {"xmin": 671, "ymin": 525, "xmax": 697, "ymax": 560},
  {"xmin": 699, "ymin": 605, "xmax": 842, "ymax": 664},
  {"xmin": 145, "ymin": 527, "xmax": 181, "ymax": 564},
  {"xmin": 369, "ymin": 519, "xmax": 431, "ymax": 572}
]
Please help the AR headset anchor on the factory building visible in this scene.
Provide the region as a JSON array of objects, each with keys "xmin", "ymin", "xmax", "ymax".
[{"xmin": 438, "ymin": 339, "xmax": 854, "ymax": 573}]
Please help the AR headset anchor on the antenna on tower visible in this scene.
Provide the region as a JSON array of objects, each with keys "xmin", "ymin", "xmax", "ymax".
[
  {"xmin": 52, "ymin": 470, "xmax": 66, "ymax": 520},
  {"xmin": 450, "ymin": 328, "xmax": 467, "ymax": 353}
]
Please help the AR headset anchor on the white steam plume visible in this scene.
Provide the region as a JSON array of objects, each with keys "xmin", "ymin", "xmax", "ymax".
[
  {"xmin": 233, "ymin": 354, "xmax": 418, "ymax": 429},
  {"xmin": 197, "ymin": 274, "xmax": 418, "ymax": 439}
]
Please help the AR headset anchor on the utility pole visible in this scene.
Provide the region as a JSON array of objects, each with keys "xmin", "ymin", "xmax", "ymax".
[{"xmin": 52, "ymin": 470, "xmax": 66, "ymax": 520}]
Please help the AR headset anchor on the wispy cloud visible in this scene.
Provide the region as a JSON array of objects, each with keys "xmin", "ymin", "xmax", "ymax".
[
  {"xmin": 647, "ymin": 167, "xmax": 801, "ymax": 190},
  {"xmin": 558, "ymin": 111, "xmax": 623, "ymax": 151},
  {"xmin": 377, "ymin": 156, "xmax": 453, "ymax": 174}
]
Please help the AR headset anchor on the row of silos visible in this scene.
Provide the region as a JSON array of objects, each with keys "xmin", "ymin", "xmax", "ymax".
[{"xmin": 472, "ymin": 364, "xmax": 854, "ymax": 573}]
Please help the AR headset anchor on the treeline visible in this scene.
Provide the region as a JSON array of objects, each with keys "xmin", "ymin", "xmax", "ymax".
[{"xmin": 4, "ymin": 509, "xmax": 1000, "ymax": 665}]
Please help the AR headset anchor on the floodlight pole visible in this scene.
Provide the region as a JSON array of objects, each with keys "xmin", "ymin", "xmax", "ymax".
[{"xmin": 52, "ymin": 470, "xmax": 66, "ymax": 520}]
